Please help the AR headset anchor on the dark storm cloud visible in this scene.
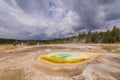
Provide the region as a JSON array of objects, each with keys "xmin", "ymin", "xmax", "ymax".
[
  {"xmin": 105, "ymin": 11, "xmax": 120, "ymax": 21},
  {"xmin": 0, "ymin": 0, "xmax": 120, "ymax": 40},
  {"xmin": 98, "ymin": 0, "xmax": 116, "ymax": 5},
  {"xmin": 71, "ymin": 0, "xmax": 120, "ymax": 32},
  {"xmin": 71, "ymin": 0, "xmax": 104, "ymax": 31}
]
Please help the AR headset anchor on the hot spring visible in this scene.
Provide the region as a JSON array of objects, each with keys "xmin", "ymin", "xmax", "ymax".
[{"xmin": 40, "ymin": 52, "xmax": 90, "ymax": 64}]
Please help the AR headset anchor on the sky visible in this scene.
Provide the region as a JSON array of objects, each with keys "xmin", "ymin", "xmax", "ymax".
[{"xmin": 0, "ymin": 0, "xmax": 120, "ymax": 40}]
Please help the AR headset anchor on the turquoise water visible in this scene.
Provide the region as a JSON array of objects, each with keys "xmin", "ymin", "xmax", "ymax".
[{"xmin": 58, "ymin": 53, "xmax": 72, "ymax": 58}]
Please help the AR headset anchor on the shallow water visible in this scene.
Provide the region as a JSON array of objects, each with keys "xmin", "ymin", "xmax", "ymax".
[{"xmin": 58, "ymin": 53, "xmax": 72, "ymax": 58}]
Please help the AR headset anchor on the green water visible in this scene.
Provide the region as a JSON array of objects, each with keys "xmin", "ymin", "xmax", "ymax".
[{"xmin": 58, "ymin": 53, "xmax": 72, "ymax": 58}]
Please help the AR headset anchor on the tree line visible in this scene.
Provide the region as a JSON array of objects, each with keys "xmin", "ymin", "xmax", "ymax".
[
  {"xmin": 0, "ymin": 26, "xmax": 120, "ymax": 45},
  {"xmin": 77, "ymin": 26, "xmax": 120, "ymax": 43}
]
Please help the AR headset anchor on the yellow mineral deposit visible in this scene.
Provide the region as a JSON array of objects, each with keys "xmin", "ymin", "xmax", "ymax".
[{"xmin": 40, "ymin": 52, "xmax": 90, "ymax": 64}]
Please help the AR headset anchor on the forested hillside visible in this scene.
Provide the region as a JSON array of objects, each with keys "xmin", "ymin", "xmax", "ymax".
[{"xmin": 0, "ymin": 26, "xmax": 120, "ymax": 45}]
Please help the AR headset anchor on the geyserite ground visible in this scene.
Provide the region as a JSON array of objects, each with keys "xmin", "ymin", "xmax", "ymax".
[{"xmin": 0, "ymin": 44, "xmax": 120, "ymax": 80}]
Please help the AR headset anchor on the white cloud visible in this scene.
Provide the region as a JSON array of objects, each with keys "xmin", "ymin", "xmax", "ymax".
[
  {"xmin": 0, "ymin": 0, "xmax": 80, "ymax": 39},
  {"xmin": 0, "ymin": 0, "xmax": 120, "ymax": 40}
]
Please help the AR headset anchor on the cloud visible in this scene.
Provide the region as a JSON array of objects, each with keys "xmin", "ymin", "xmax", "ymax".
[
  {"xmin": 0, "ymin": 0, "xmax": 120, "ymax": 40},
  {"xmin": 98, "ymin": 0, "xmax": 116, "ymax": 5}
]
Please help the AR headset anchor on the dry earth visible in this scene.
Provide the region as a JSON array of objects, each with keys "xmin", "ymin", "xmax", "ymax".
[{"xmin": 0, "ymin": 44, "xmax": 120, "ymax": 80}]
